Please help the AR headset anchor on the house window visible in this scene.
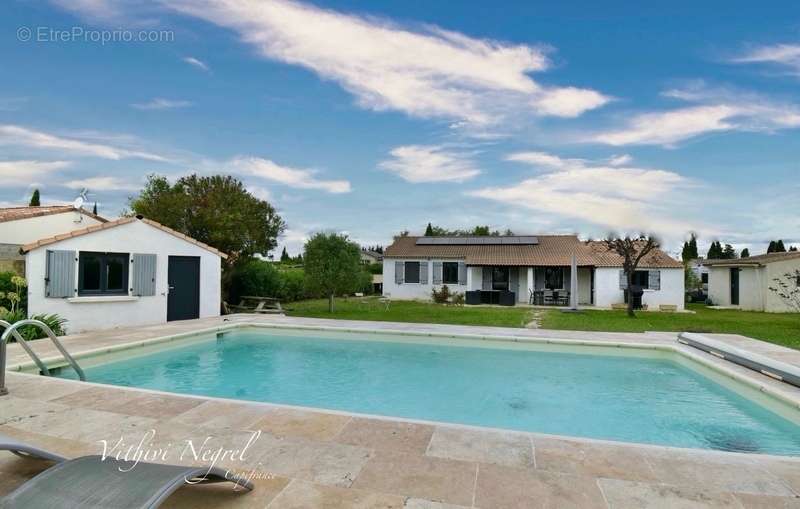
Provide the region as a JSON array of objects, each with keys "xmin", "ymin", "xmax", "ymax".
[
  {"xmin": 443, "ymin": 262, "xmax": 459, "ymax": 284},
  {"xmin": 632, "ymin": 270, "xmax": 650, "ymax": 289},
  {"xmin": 544, "ymin": 267, "xmax": 564, "ymax": 290},
  {"xmin": 79, "ymin": 252, "xmax": 129, "ymax": 296},
  {"xmin": 492, "ymin": 266, "xmax": 509, "ymax": 291},
  {"xmin": 404, "ymin": 261, "xmax": 420, "ymax": 284},
  {"xmin": 701, "ymin": 273, "xmax": 708, "ymax": 284}
]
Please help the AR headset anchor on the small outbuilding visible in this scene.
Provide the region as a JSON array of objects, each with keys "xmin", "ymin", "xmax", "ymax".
[
  {"xmin": 703, "ymin": 252, "xmax": 800, "ymax": 312},
  {"xmin": 21, "ymin": 215, "xmax": 227, "ymax": 332}
]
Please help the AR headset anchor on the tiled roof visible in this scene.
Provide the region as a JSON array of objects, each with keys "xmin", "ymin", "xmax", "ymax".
[
  {"xmin": 702, "ymin": 251, "xmax": 800, "ymax": 266},
  {"xmin": 384, "ymin": 236, "xmax": 683, "ymax": 268},
  {"xmin": 0, "ymin": 205, "xmax": 107, "ymax": 224},
  {"xmin": 20, "ymin": 216, "xmax": 228, "ymax": 259}
]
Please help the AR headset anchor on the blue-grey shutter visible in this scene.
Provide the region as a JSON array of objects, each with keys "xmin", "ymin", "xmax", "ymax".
[
  {"xmin": 619, "ymin": 270, "xmax": 628, "ymax": 290},
  {"xmin": 132, "ymin": 254, "xmax": 157, "ymax": 296},
  {"xmin": 395, "ymin": 261, "xmax": 404, "ymax": 284},
  {"xmin": 419, "ymin": 261, "xmax": 429, "ymax": 284},
  {"xmin": 45, "ymin": 250, "xmax": 76, "ymax": 298},
  {"xmin": 482, "ymin": 268, "xmax": 492, "ymax": 290},
  {"xmin": 458, "ymin": 262, "xmax": 467, "ymax": 285},
  {"xmin": 432, "ymin": 262, "xmax": 443, "ymax": 284},
  {"xmin": 649, "ymin": 270, "xmax": 661, "ymax": 291}
]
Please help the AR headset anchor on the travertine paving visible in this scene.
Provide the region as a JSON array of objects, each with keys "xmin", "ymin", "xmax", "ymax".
[{"xmin": 2, "ymin": 315, "xmax": 800, "ymax": 507}]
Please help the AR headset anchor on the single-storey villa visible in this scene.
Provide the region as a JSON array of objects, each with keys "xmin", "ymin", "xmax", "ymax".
[
  {"xmin": 383, "ymin": 235, "xmax": 685, "ymax": 310},
  {"xmin": 703, "ymin": 251, "xmax": 800, "ymax": 312},
  {"xmin": 20, "ymin": 215, "xmax": 226, "ymax": 332},
  {"xmin": 0, "ymin": 205, "xmax": 106, "ymax": 274}
]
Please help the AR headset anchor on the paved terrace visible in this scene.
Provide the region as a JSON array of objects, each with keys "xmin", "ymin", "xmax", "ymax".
[{"xmin": 1, "ymin": 316, "xmax": 799, "ymax": 508}]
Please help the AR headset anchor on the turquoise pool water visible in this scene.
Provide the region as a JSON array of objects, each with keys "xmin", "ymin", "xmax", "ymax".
[{"xmin": 60, "ymin": 328, "xmax": 800, "ymax": 455}]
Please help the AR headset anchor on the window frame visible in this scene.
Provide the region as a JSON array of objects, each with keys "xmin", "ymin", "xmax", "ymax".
[
  {"xmin": 78, "ymin": 251, "xmax": 130, "ymax": 296},
  {"xmin": 442, "ymin": 262, "xmax": 459, "ymax": 285},
  {"xmin": 404, "ymin": 261, "xmax": 421, "ymax": 284},
  {"xmin": 631, "ymin": 270, "xmax": 650, "ymax": 290},
  {"xmin": 544, "ymin": 267, "xmax": 564, "ymax": 290}
]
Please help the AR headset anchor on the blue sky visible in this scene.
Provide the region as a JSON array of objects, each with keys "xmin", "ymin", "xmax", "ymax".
[{"xmin": 1, "ymin": 0, "xmax": 799, "ymax": 256}]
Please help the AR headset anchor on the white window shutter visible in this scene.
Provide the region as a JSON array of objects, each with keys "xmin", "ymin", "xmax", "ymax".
[
  {"xmin": 433, "ymin": 262, "xmax": 443, "ymax": 285},
  {"xmin": 420, "ymin": 261, "xmax": 429, "ymax": 284},
  {"xmin": 45, "ymin": 250, "xmax": 76, "ymax": 298},
  {"xmin": 619, "ymin": 270, "xmax": 628, "ymax": 290},
  {"xmin": 649, "ymin": 270, "xmax": 661, "ymax": 291},
  {"xmin": 132, "ymin": 254, "xmax": 157, "ymax": 296},
  {"xmin": 458, "ymin": 262, "xmax": 467, "ymax": 285},
  {"xmin": 395, "ymin": 261, "xmax": 404, "ymax": 284}
]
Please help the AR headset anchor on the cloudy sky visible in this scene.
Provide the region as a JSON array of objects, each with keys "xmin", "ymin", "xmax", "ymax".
[{"xmin": 2, "ymin": 0, "xmax": 799, "ymax": 256}]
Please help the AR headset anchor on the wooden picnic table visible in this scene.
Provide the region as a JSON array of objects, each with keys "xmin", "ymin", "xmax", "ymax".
[{"xmin": 226, "ymin": 295, "xmax": 283, "ymax": 314}]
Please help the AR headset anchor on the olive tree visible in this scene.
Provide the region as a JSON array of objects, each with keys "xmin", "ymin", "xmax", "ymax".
[
  {"xmin": 604, "ymin": 235, "xmax": 659, "ymax": 317},
  {"xmin": 304, "ymin": 232, "xmax": 363, "ymax": 312}
]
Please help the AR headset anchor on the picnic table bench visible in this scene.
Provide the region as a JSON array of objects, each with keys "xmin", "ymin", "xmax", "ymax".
[{"xmin": 225, "ymin": 296, "xmax": 283, "ymax": 314}]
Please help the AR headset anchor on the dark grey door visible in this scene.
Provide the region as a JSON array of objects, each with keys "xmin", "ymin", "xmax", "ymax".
[
  {"xmin": 168, "ymin": 256, "xmax": 200, "ymax": 321},
  {"xmin": 730, "ymin": 268, "xmax": 740, "ymax": 306}
]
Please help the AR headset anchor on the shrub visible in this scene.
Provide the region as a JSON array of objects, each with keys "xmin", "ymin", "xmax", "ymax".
[
  {"xmin": 278, "ymin": 268, "xmax": 307, "ymax": 302},
  {"xmin": 230, "ymin": 260, "xmax": 315, "ymax": 303},
  {"xmin": 366, "ymin": 263, "xmax": 383, "ymax": 275},
  {"xmin": 0, "ymin": 309, "xmax": 67, "ymax": 341},
  {"xmin": 431, "ymin": 285, "xmax": 452, "ymax": 304}
]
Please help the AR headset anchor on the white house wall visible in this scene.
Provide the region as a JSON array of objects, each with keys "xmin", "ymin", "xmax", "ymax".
[
  {"xmin": 765, "ymin": 258, "xmax": 800, "ymax": 312},
  {"xmin": 594, "ymin": 267, "xmax": 684, "ymax": 310},
  {"xmin": 0, "ymin": 211, "xmax": 103, "ymax": 245},
  {"xmin": 25, "ymin": 220, "xmax": 221, "ymax": 332}
]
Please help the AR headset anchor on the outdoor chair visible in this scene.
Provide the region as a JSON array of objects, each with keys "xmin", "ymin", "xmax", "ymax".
[{"xmin": 0, "ymin": 433, "xmax": 253, "ymax": 508}]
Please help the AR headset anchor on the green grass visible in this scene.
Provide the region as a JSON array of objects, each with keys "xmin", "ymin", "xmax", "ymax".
[
  {"xmin": 285, "ymin": 298, "xmax": 800, "ymax": 350},
  {"xmin": 284, "ymin": 297, "xmax": 534, "ymax": 328},
  {"xmin": 540, "ymin": 303, "xmax": 800, "ymax": 350}
]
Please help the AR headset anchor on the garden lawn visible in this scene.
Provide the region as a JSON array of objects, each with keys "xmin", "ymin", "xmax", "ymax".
[
  {"xmin": 284, "ymin": 297, "xmax": 534, "ymax": 328},
  {"xmin": 541, "ymin": 303, "xmax": 800, "ymax": 350}
]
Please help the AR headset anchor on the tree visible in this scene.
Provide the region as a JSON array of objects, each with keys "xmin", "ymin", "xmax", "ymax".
[
  {"xmin": 92, "ymin": 202, "xmax": 98, "ymax": 215},
  {"xmin": 129, "ymin": 174, "xmax": 286, "ymax": 293},
  {"xmin": 681, "ymin": 233, "xmax": 699, "ymax": 263},
  {"xmin": 768, "ymin": 240, "xmax": 787, "ymax": 253},
  {"xmin": 791, "ymin": 246, "xmax": 798, "ymax": 252},
  {"xmin": 707, "ymin": 241, "xmax": 723, "ymax": 259},
  {"xmin": 424, "ymin": 222, "xmax": 434, "ymax": 236},
  {"xmin": 722, "ymin": 244, "xmax": 737, "ymax": 259},
  {"xmin": 605, "ymin": 235, "xmax": 659, "ymax": 317},
  {"xmin": 740, "ymin": 248, "xmax": 750, "ymax": 258},
  {"xmin": 304, "ymin": 232, "xmax": 362, "ymax": 312},
  {"xmin": 280, "ymin": 247, "xmax": 290, "ymax": 262},
  {"xmin": 29, "ymin": 189, "xmax": 40, "ymax": 207}
]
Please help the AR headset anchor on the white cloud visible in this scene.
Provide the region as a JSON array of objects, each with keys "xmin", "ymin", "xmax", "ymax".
[
  {"xmin": 0, "ymin": 125, "xmax": 168, "ymax": 161},
  {"xmin": 155, "ymin": 0, "xmax": 608, "ymax": 127},
  {"xmin": 591, "ymin": 105, "xmax": 739, "ymax": 146},
  {"xmin": 231, "ymin": 157, "xmax": 351, "ymax": 194},
  {"xmin": 183, "ymin": 56, "xmax": 210, "ymax": 72},
  {"xmin": 62, "ymin": 176, "xmax": 140, "ymax": 191},
  {"xmin": 469, "ymin": 151, "xmax": 702, "ymax": 237},
  {"xmin": 131, "ymin": 98, "xmax": 192, "ymax": 110},
  {"xmin": 732, "ymin": 43, "xmax": 800, "ymax": 75},
  {"xmin": 607, "ymin": 154, "xmax": 632, "ymax": 166},
  {"xmin": 380, "ymin": 145, "xmax": 481, "ymax": 183},
  {"xmin": 0, "ymin": 160, "xmax": 71, "ymax": 186}
]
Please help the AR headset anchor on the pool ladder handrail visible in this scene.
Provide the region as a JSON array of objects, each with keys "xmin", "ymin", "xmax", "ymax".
[{"xmin": 0, "ymin": 319, "xmax": 86, "ymax": 395}]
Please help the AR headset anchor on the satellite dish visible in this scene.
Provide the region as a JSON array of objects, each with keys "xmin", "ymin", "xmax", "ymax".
[{"xmin": 73, "ymin": 188, "xmax": 88, "ymax": 210}]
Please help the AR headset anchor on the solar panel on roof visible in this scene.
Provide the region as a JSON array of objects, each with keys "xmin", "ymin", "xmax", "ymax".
[{"xmin": 415, "ymin": 236, "xmax": 538, "ymax": 246}]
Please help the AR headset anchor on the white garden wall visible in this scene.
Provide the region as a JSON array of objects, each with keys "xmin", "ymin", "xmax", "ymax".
[{"xmin": 25, "ymin": 220, "xmax": 222, "ymax": 332}]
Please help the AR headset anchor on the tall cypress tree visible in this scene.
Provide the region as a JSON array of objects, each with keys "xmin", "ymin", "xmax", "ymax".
[
  {"xmin": 776, "ymin": 240, "xmax": 787, "ymax": 252},
  {"xmin": 740, "ymin": 248, "xmax": 750, "ymax": 258},
  {"xmin": 424, "ymin": 222, "xmax": 434, "ymax": 236},
  {"xmin": 722, "ymin": 244, "xmax": 737, "ymax": 259},
  {"xmin": 29, "ymin": 189, "xmax": 40, "ymax": 206},
  {"xmin": 688, "ymin": 235, "xmax": 698, "ymax": 260},
  {"xmin": 92, "ymin": 202, "xmax": 98, "ymax": 215}
]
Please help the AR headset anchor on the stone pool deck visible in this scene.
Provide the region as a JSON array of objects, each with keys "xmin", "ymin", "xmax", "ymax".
[{"xmin": 1, "ymin": 315, "xmax": 799, "ymax": 508}]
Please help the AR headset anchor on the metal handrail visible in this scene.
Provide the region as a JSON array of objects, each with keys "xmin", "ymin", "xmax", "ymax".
[
  {"xmin": 0, "ymin": 320, "xmax": 86, "ymax": 393},
  {"xmin": 0, "ymin": 320, "xmax": 52, "ymax": 395}
]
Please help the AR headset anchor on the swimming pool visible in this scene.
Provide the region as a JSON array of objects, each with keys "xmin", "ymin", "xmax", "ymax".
[{"xmin": 58, "ymin": 327, "xmax": 800, "ymax": 455}]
